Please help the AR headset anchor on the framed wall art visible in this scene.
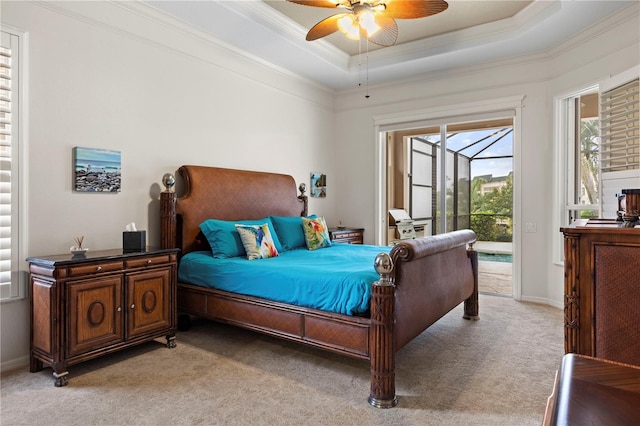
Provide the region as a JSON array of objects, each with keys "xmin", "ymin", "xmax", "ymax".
[
  {"xmin": 73, "ymin": 147, "xmax": 122, "ymax": 192},
  {"xmin": 310, "ymin": 172, "xmax": 326, "ymax": 198}
]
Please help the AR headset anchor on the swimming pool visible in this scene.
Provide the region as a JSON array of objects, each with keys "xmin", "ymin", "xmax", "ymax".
[{"xmin": 477, "ymin": 252, "xmax": 512, "ymax": 263}]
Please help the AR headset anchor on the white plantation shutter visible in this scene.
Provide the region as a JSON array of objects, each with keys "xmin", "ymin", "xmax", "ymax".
[
  {"xmin": 0, "ymin": 30, "xmax": 23, "ymax": 300},
  {"xmin": 600, "ymin": 78, "xmax": 640, "ymax": 172}
]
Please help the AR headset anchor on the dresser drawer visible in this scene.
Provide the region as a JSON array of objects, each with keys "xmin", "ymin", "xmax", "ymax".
[
  {"xmin": 333, "ymin": 232, "xmax": 361, "ymax": 240},
  {"xmin": 68, "ymin": 261, "xmax": 124, "ymax": 277},
  {"xmin": 125, "ymin": 255, "xmax": 171, "ymax": 269}
]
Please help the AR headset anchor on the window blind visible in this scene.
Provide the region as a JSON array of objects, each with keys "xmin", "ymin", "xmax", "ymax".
[
  {"xmin": 0, "ymin": 32, "xmax": 17, "ymax": 299},
  {"xmin": 599, "ymin": 78, "xmax": 640, "ymax": 173}
]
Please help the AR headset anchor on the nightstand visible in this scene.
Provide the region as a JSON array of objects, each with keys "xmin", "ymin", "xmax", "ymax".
[
  {"xmin": 329, "ymin": 227, "xmax": 364, "ymax": 244},
  {"xmin": 27, "ymin": 247, "xmax": 179, "ymax": 387}
]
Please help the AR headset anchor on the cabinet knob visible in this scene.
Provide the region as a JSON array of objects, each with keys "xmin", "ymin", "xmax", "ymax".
[
  {"xmin": 147, "ymin": 260, "xmax": 152, "ymax": 265},
  {"xmin": 130, "ymin": 304, "xmax": 135, "ymax": 309},
  {"xmin": 117, "ymin": 307, "xmax": 122, "ymax": 312},
  {"xmin": 96, "ymin": 266, "xmax": 103, "ymax": 272}
]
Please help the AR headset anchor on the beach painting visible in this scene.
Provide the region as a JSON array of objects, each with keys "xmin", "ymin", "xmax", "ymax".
[
  {"xmin": 310, "ymin": 172, "xmax": 326, "ymax": 198},
  {"xmin": 73, "ymin": 147, "xmax": 121, "ymax": 192}
]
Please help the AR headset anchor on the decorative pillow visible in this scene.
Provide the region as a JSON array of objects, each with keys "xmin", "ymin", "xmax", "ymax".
[
  {"xmin": 301, "ymin": 216, "xmax": 332, "ymax": 251},
  {"xmin": 270, "ymin": 215, "xmax": 317, "ymax": 251},
  {"xmin": 199, "ymin": 218, "xmax": 283, "ymax": 258},
  {"xmin": 235, "ymin": 223, "xmax": 279, "ymax": 260}
]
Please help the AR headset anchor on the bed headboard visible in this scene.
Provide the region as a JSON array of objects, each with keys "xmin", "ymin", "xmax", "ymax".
[{"xmin": 160, "ymin": 165, "xmax": 308, "ymax": 255}]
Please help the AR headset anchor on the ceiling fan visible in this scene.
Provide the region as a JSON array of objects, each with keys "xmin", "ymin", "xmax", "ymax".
[{"xmin": 286, "ymin": 0, "xmax": 449, "ymax": 47}]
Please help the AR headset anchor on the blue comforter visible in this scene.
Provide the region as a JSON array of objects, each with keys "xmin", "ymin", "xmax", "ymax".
[{"xmin": 178, "ymin": 244, "xmax": 391, "ymax": 316}]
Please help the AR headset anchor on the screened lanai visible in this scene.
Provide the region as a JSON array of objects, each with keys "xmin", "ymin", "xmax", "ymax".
[
  {"xmin": 387, "ymin": 120, "xmax": 514, "ymax": 295},
  {"xmin": 406, "ymin": 123, "xmax": 513, "ymax": 241}
]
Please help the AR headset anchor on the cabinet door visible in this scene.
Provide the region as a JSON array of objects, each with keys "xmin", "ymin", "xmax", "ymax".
[
  {"xmin": 126, "ymin": 267, "xmax": 171, "ymax": 338},
  {"xmin": 31, "ymin": 277, "xmax": 56, "ymax": 356},
  {"xmin": 593, "ymin": 244, "xmax": 640, "ymax": 366},
  {"xmin": 67, "ymin": 276, "xmax": 124, "ymax": 357}
]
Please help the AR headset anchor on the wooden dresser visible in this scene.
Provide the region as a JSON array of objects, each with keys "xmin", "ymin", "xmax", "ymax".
[
  {"xmin": 28, "ymin": 247, "xmax": 179, "ymax": 386},
  {"xmin": 543, "ymin": 354, "xmax": 640, "ymax": 425},
  {"xmin": 328, "ymin": 227, "xmax": 364, "ymax": 244},
  {"xmin": 560, "ymin": 219, "xmax": 640, "ymax": 366}
]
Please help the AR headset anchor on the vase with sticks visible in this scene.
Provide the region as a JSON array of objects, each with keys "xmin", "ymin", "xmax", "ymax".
[{"xmin": 70, "ymin": 236, "xmax": 88, "ymax": 256}]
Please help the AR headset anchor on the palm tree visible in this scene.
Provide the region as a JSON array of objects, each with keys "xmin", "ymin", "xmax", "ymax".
[{"xmin": 580, "ymin": 119, "xmax": 599, "ymax": 205}]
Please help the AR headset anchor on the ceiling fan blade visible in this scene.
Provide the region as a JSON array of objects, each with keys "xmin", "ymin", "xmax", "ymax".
[
  {"xmin": 382, "ymin": 0, "xmax": 449, "ymax": 20},
  {"xmin": 286, "ymin": 0, "xmax": 345, "ymax": 9},
  {"xmin": 364, "ymin": 15, "xmax": 398, "ymax": 47},
  {"xmin": 306, "ymin": 13, "xmax": 347, "ymax": 41}
]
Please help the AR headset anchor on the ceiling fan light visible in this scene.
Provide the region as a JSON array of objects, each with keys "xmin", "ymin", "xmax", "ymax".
[
  {"xmin": 337, "ymin": 14, "xmax": 354, "ymax": 32},
  {"xmin": 359, "ymin": 11, "xmax": 380, "ymax": 37},
  {"xmin": 346, "ymin": 25, "xmax": 360, "ymax": 40},
  {"xmin": 337, "ymin": 15, "xmax": 360, "ymax": 40}
]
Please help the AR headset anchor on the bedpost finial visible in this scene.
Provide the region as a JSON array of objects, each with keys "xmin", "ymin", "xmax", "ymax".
[
  {"xmin": 299, "ymin": 182, "xmax": 306, "ymax": 195},
  {"xmin": 162, "ymin": 173, "xmax": 176, "ymax": 192},
  {"xmin": 373, "ymin": 253, "xmax": 394, "ymax": 287}
]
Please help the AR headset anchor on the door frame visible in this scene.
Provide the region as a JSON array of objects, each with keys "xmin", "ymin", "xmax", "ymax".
[{"xmin": 373, "ymin": 96, "xmax": 524, "ymax": 300}]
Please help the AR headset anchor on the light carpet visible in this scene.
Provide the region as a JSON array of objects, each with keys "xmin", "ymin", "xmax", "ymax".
[{"xmin": 1, "ymin": 295, "xmax": 563, "ymax": 425}]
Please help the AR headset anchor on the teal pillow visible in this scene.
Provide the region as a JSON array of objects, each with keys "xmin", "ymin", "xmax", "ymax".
[
  {"xmin": 200, "ymin": 218, "xmax": 283, "ymax": 258},
  {"xmin": 301, "ymin": 216, "xmax": 332, "ymax": 250},
  {"xmin": 235, "ymin": 223, "xmax": 279, "ymax": 260},
  {"xmin": 270, "ymin": 215, "xmax": 317, "ymax": 251}
]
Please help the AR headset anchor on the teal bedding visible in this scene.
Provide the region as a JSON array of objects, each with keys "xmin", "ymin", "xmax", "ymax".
[{"xmin": 178, "ymin": 244, "xmax": 392, "ymax": 316}]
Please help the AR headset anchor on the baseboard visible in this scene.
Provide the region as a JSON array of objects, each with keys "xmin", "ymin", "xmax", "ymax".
[
  {"xmin": 520, "ymin": 295, "xmax": 563, "ymax": 310},
  {"xmin": 0, "ymin": 355, "xmax": 29, "ymax": 373}
]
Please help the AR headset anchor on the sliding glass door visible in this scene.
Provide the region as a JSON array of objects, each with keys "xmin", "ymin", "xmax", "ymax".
[{"xmin": 406, "ymin": 120, "xmax": 513, "ymax": 238}]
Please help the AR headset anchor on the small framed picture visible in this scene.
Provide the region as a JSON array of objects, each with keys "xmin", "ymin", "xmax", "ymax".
[
  {"xmin": 73, "ymin": 147, "xmax": 121, "ymax": 192},
  {"xmin": 310, "ymin": 172, "xmax": 326, "ymax": 198}
]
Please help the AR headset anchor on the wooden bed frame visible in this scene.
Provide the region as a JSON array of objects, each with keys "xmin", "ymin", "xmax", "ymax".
[{"xmin": 160, "ymin": 165, "xmax": 479, "ymax": 408}]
